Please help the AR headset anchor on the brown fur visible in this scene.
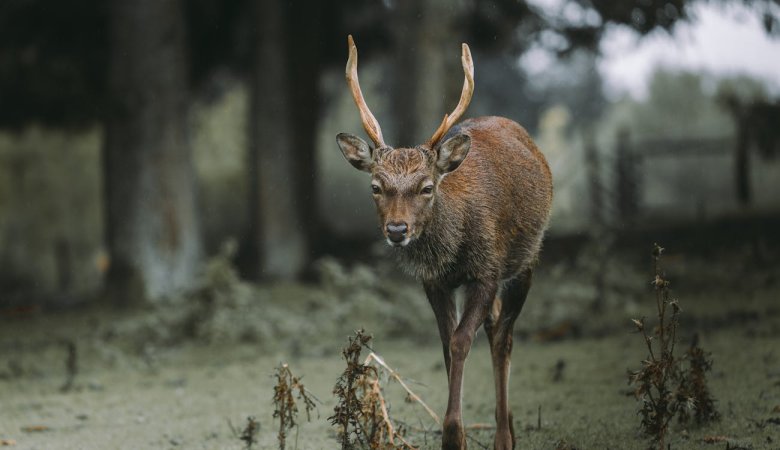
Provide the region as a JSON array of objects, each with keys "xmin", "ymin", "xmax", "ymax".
[
  {"xmin": 339, "ymin": 115, "xmax": 552, "ymax": 450},
  {"xmin": 338, "ymin": 35, "xmax": 552, "ymax": 448},
  {"xmin": 393, "ymin": 116, "xmax": 553, "ymax": 283}
]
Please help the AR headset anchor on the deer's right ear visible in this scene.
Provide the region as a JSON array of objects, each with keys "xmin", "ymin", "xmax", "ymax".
[{"xmin": 337, "ymin": 133, "xmax": 374, "ymax": 172}]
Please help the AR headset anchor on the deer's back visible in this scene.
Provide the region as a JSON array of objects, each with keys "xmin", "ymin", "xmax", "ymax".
[{"xmin": 436, "ymin": 116, "xmax": 553, "ymax": 281}]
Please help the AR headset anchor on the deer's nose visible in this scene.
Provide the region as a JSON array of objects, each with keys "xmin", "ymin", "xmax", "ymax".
[{"xmin": 386, "ymin": 222, "xmax": 408, "ymax": 243}]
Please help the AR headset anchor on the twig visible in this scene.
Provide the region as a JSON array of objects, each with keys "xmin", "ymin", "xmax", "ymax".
[
  {"xmin": 365, "ymin": 352, "xmax": 441, "ymax": 425},
  {"xmin": 465, "ymin": 433, "xmax": 490, "ymax": 450},
  {"xmin": 537, "ymin": 404, "xmax": 541, "ymax": 431},
  {"xmin": 369, "ymin": 377, "xmax": 396, "ymax": 444},
  {"xmin": 60, "ymin": 339, "xmax": 77, "ymax": 392},
  {"xmin": 467, "ymin": 423, "xmax": 495, "ymax": 430}
]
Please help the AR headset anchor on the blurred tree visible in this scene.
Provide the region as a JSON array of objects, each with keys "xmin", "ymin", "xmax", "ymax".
[
  {"xmin": 600, "ymin": 70, "xmax": 778, "ymax": 208},
  {"xmin": 287, "ymin": 0, "xmax": 324, "ymax": 273},
  {"xmin": 389, "ymin": 0, "xmax": 423, "ymax": 146},
  {"xmin": 103, "ymin": 0, "xmax": 202, "ymax": 302},
  {"xmin": 1, "ymin": 0, "xmax": 776, "ymax": 128},
  {"xmin": 244, "ymin": 0, "xmax": 307, "ymax": 279},
  {"xmin": 522, "ymin": 48, "xmax": 606, "ymax": 130},
  {"xmin": 244, "ymin": 0, "xmax": 393, "ymax": 277},
  {"xmin": 467, "ymin": 0, "xmax": 687, "ymax": 56},
  {"xmin": 390, "ymin": 0, "xmax": 464, "ymax": 146},
  {"xmin": 0, "ymin": 0, "xmax": 108, "ymax": 128},
  {"xmin": 717, "ymin": 77, "xmax": 780, "ymax": 205},
  {"xmin": 185, "ymin": 0, "xmax": 251, "ymax": 90},
  {"xmin": 631, "ymin": 70, "xmax": 735, "ymax": 140},
  {"xmin": 1, "ymin": 0, "xmax": 778, "ymax": 296}
]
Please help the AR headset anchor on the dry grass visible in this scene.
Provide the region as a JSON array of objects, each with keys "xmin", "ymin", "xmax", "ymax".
[{"xmin": 329, "ymin": 330, "xmax": 423, "ymax": 449}]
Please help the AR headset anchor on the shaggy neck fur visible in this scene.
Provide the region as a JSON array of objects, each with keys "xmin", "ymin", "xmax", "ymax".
[{"xmin": 392, "ymin": 190, "xmax": 464, "ymax": 281}]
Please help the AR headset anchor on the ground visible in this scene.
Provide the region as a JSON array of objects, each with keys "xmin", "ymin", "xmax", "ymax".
[{"xmin": 1, "ymin": 238, "xmax": 779, "ymax": 449}]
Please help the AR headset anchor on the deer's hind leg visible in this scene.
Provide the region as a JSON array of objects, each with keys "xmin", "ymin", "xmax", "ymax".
[{"xmin": 483, "ymin": 269, "xmax": 533, "ymax": 450}]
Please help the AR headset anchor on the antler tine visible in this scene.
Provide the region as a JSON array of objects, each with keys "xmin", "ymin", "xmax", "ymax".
[
  {"xmin": 428, "ymin": 43, "xmax": 474, "ymax": 146},
  {"xmin": 346, "ymin": 35, "xmax": 386, "ymax": 148}
]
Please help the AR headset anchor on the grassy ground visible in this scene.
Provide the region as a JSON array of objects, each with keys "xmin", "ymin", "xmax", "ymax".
[{"xmin": 1, "ymin": 244, "xmax": 779, "ymax": 449}]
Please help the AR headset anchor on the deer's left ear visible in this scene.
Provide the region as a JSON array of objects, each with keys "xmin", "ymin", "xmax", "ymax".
[
  {"xmin": 436, "ymin": 134, "xmax": 471, "ymax": 174},
  {"xmin": 337, "ymin": 133, "xmax": 374, "ymax": 172}
]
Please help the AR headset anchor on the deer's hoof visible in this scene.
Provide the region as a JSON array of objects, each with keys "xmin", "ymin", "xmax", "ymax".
[
  {"xmin": 442, "ymin": 420, "xmax": 467, "ymax": 450},
  {"xmin": 493, "ymin": 432, "xmax": 514, "ymax": 450},
  {"xmin": 494, "ymin": 414, "xmax": 516, "ymax": 449}
]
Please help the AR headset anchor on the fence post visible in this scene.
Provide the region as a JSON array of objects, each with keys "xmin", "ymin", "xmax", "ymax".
[
  {"xmin": 614, "ymin": 127, "xmax": 639, "ymax": 227},
  {"xmin": 735, "ymin": 115, "xmax": 751, "ymax": 206},
  {"xmin": 583, "ymin": 131, "xmax": 611, "ymax": 312},
  {"xmin": 584, "ymin": 133, "xmax": 603, "ymax": 227}
]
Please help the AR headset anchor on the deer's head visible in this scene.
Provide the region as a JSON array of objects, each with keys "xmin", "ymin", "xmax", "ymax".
[{"xmin": 337, "ymin": 35, "xmax": 474, "ymax": 247}]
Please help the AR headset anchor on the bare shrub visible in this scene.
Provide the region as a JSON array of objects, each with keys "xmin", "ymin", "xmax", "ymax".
[
  {"xmin": 627, "ymin": 244, "xmax": 719, "ymax": 449},
  {"xmin": 272, "ymin": 363, "xmax": 318, "ymax": 450}
]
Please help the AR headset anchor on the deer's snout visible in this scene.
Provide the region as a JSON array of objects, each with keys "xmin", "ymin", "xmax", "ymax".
[{"xmin": 385, "ymin": 222, "xmax": 409, "ymax": 245}]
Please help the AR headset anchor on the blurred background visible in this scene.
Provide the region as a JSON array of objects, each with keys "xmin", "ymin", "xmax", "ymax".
[
  {"xmin": 1, "ymin": 1, "xmax": 780, "ymax": 448},
  {"xmin": 0, "ymin": 0, "xmax": 778, "ymax": 307}
]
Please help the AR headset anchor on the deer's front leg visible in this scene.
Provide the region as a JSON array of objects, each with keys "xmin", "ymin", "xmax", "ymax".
[
  {"xmin": 442, "ymin": 280, "xmax": 497, "ymax": 450},
  {"xmin": 424, "ymin": 282, "xmax": 458, "ymax": 378}
]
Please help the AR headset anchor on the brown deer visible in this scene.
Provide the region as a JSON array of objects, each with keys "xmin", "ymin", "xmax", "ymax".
[{"xmin": 336, "ymin": 35, "xmax": 553, "ymax": 450}]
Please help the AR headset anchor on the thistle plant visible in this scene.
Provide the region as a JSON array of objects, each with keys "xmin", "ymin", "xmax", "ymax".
[
  {"xmin": 272, "ymin": 363, "xmax": 317, "ymax": 450},
  {"xmin": 329, "ymin": 329, "xmax": 416, "ymax": 449},
  {"xmin": 628, "ymin": 244, "xmax": 718, "ymax": 449}
]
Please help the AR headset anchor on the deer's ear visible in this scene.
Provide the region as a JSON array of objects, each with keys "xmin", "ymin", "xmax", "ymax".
[
  {"xmin": 436, "ymin": 134, "xmax": 471, "ymax": 174},
  {"xmin": 337, "ymin": 133, "xmax": 373, "ymax": 172}
]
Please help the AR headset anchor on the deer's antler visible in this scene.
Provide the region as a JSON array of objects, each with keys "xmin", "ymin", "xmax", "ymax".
[
  {"xmin": 428, "ymin": 43, "xmax": 474, "ymax": 147},
  {"xmin": 346, "ymin": 35, "xmax": 386, "ymax": 148}
]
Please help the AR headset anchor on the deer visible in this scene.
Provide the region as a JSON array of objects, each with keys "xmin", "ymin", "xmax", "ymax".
[{"xmin": 336, "ymin": 35, "xmax": 553, "ymax": 450}]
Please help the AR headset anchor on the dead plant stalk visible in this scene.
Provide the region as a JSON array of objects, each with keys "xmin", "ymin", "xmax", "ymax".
[
  {"xmin": 628, "ymin": 244, "xmax": 719, "ymax": 450},
  {"xmin": 272, "ymin": 363, "xmax": 317, "ymax": 450},
  {"xmin": 329, "ymin": 329, "xmax": 423, "ymax": 450}
]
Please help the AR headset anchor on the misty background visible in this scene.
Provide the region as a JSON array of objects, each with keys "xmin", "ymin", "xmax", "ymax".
[
  {"xmin": 2, "ymin": 1, "xmax": 780, "ymax": 448},
  {"xmin": 0, "ymin": 0, "xmax": 778, "ymax": 306}
]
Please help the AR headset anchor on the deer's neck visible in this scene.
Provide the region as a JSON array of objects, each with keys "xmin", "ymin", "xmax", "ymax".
[{"xmin": 393, "ymin": 194, "xmax": 464, "ymax": 281}]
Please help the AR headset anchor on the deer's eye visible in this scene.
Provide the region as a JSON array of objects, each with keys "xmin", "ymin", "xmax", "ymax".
[
  {"xmin": 371, "ymin": 184, "xmax": 382, "ymax": 195},
  {"xmin": 421, "ymin": 184, "xmax": 434, "ymax": 195}
]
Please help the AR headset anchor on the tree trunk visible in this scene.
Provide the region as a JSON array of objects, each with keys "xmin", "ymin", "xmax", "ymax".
[
  {"xmin": 287, "ymin": 0, "xmax": 322, "ymax": 260},
  {"xmin": 103, "ymin": 0, "xmax": 201, "ymax": 302},
  {"xmin": 392, "ymin": 0, "xmax": 463, "ymax": 146},
  {"xmin": 391, "ymin": 0, "xmax": 423, "ymax": 146},
  {"xmin": 245, "ymin": 0, "xmax": 307, "ymax": 280},
  {"xmin": 735, "ymin": 116, "xmax": 751, "ymax": 206},
  {"xmin": 614, "ymin": 127, "xmax": 638, "ymax": 224}
]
